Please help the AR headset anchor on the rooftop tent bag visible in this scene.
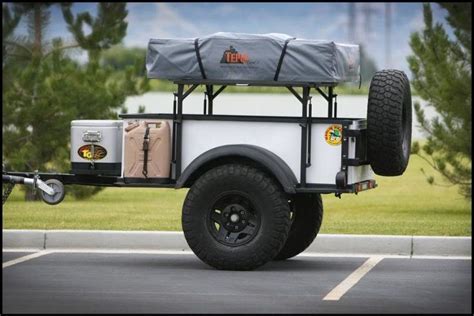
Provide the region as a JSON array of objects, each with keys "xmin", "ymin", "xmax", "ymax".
[{"xmin": 146, "ymin": 32, "xmax": 360, "ymax": 84}]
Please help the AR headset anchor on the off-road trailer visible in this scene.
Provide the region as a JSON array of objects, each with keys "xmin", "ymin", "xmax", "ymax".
[{"xmin": 3, "ymin": 33, "xmax": 412, "ymax": 270}]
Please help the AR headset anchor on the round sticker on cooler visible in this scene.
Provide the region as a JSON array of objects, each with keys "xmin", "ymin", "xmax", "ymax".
[
  {"xmin": 324, "ymin": 125, "xmax": 343, "ymax": 145},
  {"xmin": 78, "ymin": 144, "xmax": 107, "ymax": 160}
]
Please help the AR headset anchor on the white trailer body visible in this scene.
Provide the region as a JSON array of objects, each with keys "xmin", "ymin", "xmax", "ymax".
[
  {"xmin": 179, "ymin": 120, "xmax": 373, "ymax": 185},
  {"xmin": 121, "ymin": 106, "xmax": 375, "ymax": 193}
]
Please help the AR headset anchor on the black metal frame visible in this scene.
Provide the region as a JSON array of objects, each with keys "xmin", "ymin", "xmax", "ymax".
[
  {"xmin": 167, "ymin": 82, "xmax": 357, "ymax": 191},
  {"xmin": 4, "ymin": 81, "xmax": 375, "ymax": 195},
  {"xmin": 121, "ymin": 81, "xmax": 372, "ymax": 194}
]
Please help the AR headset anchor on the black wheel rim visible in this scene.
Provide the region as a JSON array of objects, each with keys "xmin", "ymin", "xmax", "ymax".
[{"xmin": 207, "ymin": 191, "xmax": 261, "ymax": 247}]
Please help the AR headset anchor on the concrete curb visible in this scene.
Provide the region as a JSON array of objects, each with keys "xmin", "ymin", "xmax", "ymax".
[{"xmin": 2, "ymin": 230, "xmax": 471, "ymax": 257}]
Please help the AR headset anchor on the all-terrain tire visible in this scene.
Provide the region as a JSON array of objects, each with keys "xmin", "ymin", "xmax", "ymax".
[
  {"xmin": 367, "ymin": 69, "xmax": 412, "ymax": 176},
  {"xmin": 274, "ymin": 193, "xmax": 323, "ymax": 260},
  {"xmin": 182, "ymin": 163, "xmax": 291, "ymax": 270}
]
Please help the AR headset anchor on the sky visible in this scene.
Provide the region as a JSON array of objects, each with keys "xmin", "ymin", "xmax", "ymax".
[{"xmin": 9, "ymin": 2, "xmax": 452, "ymax": 78}]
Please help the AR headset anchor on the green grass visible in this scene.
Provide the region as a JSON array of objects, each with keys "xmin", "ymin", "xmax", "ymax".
[{"xmin": 2, "ymin": 155, "xmax": 471, "ymax": 236}]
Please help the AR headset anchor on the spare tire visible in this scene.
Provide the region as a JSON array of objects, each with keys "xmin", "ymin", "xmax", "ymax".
[{"xmin": 367, "ymin": 69, "xmax": 412, "ymax": 176}]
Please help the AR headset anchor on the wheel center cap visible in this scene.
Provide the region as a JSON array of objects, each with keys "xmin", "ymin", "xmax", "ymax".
[{"xmin": 230, "ymin": 214, "xmax": 240, "ymax": 223}]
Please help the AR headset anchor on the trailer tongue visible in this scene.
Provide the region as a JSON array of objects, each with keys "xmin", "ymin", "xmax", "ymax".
[{"xmin": 2, "ymin": 171, "xmax": 64, "ymax": 205}]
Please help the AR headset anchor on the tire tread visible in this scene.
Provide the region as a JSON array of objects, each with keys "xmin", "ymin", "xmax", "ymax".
[{"xmin": 182, "ymin": 163, "xmax": 291, "ymax": 270}]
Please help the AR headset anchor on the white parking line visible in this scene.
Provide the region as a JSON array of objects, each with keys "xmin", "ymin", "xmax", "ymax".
[
  {"xmin": 6, "ymin": 249, "xmax": 195, "ymax": 255},
  {"xmin": 323, "ymin": 255, "xmax": 384, "ymax": 301},
  {"xmin": 2, "ymin": 249, "xmax": 471, "ymax": 260},
  {"xmin": 3, "ymin": 250, "xmax": 53, "ymax": 269},
  {"xmin": 2, "ymin": 248, "xmax": 45, "ymax": 253}
]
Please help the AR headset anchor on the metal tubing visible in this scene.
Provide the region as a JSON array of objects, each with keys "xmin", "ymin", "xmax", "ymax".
[
  {"xmin": 287, "ymin": 86, "xmax": 303, "ymax": 103},
  {"xmin": 340, "ymin": 123, "xmax": 350, "ymax": 186},
  {"xmin": 328, "ymin": 87, "xmax": 334, "ymax": 118},
  {"xmin": 2, "ymin": 175, "xmax": 54, "ymax": 195},
  {"xmin": 171, "ymin": 94, "xmax": 177, "ymax": 168},
  {"xmin": 183, "ymin": 84, "xmax": 199, "ymax": 99},
  {"xmin": 206, "ymin": 85, "xmax": 214, "ymax": 115},
  {"xmin": 175, "ymin": 84, "xmax": 184, "ymax": 179},
  {"xmin": 307, "ymin": 96, "xmax": 312, "ymax": 167},
  {"xmin": 299, "ymin": 87, "xmax": 310, "ymax": 186},
  {"xmin": 315, "ymin": 87, "xmax": 329, "ymax": 101},
  {"xmin": 3, "ymin": 175, "xmax": 26, "ymax": 184},
  {"xmin": 213, "ymin": 85, "xmax": 227, "ymax": 99}
]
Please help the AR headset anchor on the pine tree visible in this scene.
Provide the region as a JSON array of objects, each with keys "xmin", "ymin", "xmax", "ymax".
[
  {"xmin": 408, "ymin": 3, "xmax": 471, "ymax": 199},
  {"xmin": 2, "ymin": 3, "xmax": 149, "ymax": 200}
]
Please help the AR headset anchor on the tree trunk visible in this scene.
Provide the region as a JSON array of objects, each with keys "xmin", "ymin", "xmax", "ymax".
[
  {"xmin": 24, "ymin": 188, "xmax": 41, "ymax": 201},
  {"xmin": 33, "ymin": 4, "xmax": 42, "ymax": 57}
]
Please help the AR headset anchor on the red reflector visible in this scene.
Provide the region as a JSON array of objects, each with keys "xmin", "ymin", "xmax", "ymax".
[{"xmin": 356, "ymin": 181, "xmax": 374, "ymax": 192}]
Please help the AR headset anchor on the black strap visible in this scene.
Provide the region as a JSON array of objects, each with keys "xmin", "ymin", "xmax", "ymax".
[
  {"xmin": 142, "ymin": 126, "xmax": 150, "ymax": 178},
  {"xmin": 194, "ymin": 38, "xmax": 207, "ymax": 79},
  {"xmin": 274, "ymin": 38, "xmax": 294, "ymax": 81}
]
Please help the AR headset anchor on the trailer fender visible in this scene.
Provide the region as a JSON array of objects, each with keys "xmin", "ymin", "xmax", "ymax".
[{"xmin": 176, "ymin": 144, "xmax": 298, "ymax": 194}]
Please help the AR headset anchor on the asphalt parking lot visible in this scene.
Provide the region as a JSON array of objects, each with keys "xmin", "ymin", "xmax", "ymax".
[{"xmin": 2, "ymin": 250, "xmax": 471, "ymax": 314}]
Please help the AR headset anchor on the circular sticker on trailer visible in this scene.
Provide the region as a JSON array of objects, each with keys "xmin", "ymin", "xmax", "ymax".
[
  {"xmin": 78, "ymin": 144, "xmax": 107, "ymax": 160},
  {"xmin": 324, "ymin": 125, "xmax": 342, "ymax": 145}
]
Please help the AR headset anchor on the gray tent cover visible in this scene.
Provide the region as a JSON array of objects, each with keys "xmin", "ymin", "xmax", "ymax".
[{"xmin": 146, "ymin": 32, "xmax": 360, "ymax": 84}]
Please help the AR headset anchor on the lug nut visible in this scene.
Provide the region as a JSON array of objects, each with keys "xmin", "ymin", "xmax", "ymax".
[
  {"xmin": 231, "ymin": 206, "xmax": 236, "ymax": 212},
  {"xmin": 240, "ymin": 211, "xmax": 244, "ymax": 215}
]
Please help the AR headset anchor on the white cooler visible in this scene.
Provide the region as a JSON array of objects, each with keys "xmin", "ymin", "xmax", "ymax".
[{"xmin": 71, "ymin": 120, "xmax": 123, "ymax": 176}]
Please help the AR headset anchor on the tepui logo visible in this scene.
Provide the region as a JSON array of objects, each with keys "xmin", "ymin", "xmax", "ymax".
[{"xmin": 220, "ymin": 45, "xmax": 249, "ymax": 64}]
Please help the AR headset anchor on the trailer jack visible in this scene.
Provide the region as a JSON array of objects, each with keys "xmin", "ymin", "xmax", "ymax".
[{"xmin": 2, "ymin": 172, "xmax": 65, "ymax": 205}]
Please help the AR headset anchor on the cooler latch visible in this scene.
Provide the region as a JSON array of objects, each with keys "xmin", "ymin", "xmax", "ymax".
[{"xmin": 82, "ymin": 130, "xmax": 102, "ymax": 169}]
